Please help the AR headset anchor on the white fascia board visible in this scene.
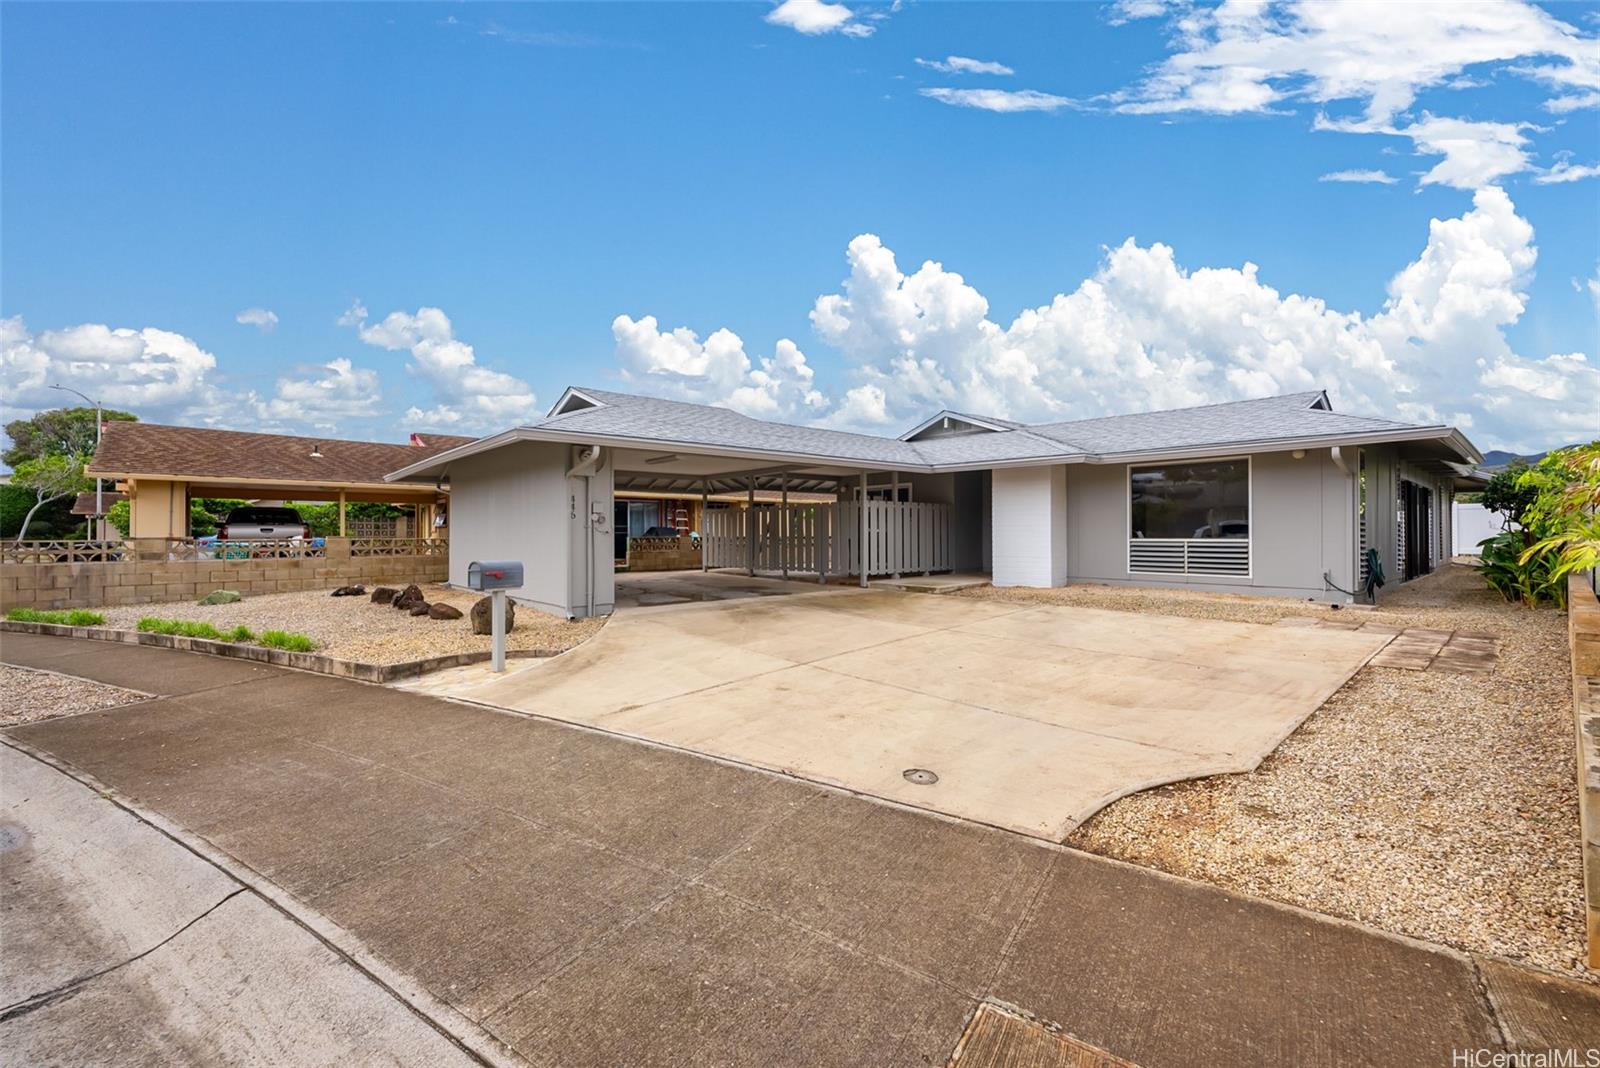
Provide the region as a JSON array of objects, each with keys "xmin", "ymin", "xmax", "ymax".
[
  {"xmin": 384, "ymin": 427, "xmax": 528, "ymax": 482},
  {"xmin": 1081, "ymin": 426, "xmax": 1481, "ymax": 466}
]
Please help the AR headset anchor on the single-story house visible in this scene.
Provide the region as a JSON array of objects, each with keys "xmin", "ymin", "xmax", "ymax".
[
  {"xmin": 386, "ymin": 386, "xmax": 1484, "ymax": 620},
  {"xmin": 86, "ymin": 422, "xmax": 471, "ymax": 538}
]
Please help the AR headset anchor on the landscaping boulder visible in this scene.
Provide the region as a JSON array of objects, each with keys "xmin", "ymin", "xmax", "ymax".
[
  {"xmin": 393, "ymin": 584, "xmax": 426, "ymax": 611},
  {"xmin": 409, "ymin": 602, "xmax": 432, "ymax": 617},
  {"xmin": 370, "ymin": 587, "xmax": 398, "ymax": 604},
  {"xmin": 330, "ymin": 585, "xmax": 366, "ymax": 597},
  {"xmin": 471, "ymin": 596, "xmax": 515, "ymax": 635},
  {"xmin": 428, "ymin": 603, "xmax": 464, "ymax": 621},
  {"xmin": 198, "ymin": 590, "xmax": 241, "ymax": 606}
]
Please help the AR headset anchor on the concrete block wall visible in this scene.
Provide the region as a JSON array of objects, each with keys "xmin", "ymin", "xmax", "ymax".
[
  {"xmin": 1571, "ymin": 573, "xmax": 1600, "ymax": 969},
  {"xmin": 0, "ymin": 539, "xmax": 448, "ymax": 612}
]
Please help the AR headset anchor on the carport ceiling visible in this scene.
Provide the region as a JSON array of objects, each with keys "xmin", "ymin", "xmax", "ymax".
[{"xmin": 611, "ymin": 447, "xmax": 858, "ymax": 495}]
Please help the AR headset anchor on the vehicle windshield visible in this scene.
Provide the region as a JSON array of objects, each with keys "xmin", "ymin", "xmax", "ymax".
[{"xmin": 226, "ymin": 507, "xmax": 301, "ymax": 524}]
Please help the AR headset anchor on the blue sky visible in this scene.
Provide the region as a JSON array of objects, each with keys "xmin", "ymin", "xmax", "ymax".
[{"xmin": 3, "ymin": 1, "xmax": 1597, "ymax": 454}]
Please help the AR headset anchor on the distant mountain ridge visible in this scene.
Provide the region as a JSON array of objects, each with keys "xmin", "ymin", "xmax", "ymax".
[{"xmin": 1479, "ymin": 445, "xmax": 1583, "ymax": 471}]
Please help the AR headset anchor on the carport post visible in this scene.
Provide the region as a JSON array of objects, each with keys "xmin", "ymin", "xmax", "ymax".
[
  {"xmin": 780, "ymin": 473, "xmax": 789, "ymax": 580},
  {"xmin": 338, "ymin": 490, "xmax": 347, "ymax": 537},
  {"xmin": 700, "ymin": 483, "xmax": 709, "ymax": 572},
  {"xmin": 747, "ymin": 478, "xmax": 756, "ymax": 577},
  {"xmin": 859, "ymin": 471, "xmax": 869, "ymax": 588},
  {"xmin": 890, "ymin": 471, "xmax": 899, "ymax": 579}
]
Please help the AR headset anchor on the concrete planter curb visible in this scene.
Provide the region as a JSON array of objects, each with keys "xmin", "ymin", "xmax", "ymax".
[
  {"xmin": 0, "ymin": 620, "xmax": 560, "ymax": 684},
  {"xmin": 1569, "ymin": 573, "xmax": 1600, "ymax": 969}
]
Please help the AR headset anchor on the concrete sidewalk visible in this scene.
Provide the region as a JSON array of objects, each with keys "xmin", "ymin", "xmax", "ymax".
[
  {"xmin": 0, "ymin": 741, "xmax": 479, "ymax": 1067},
  {"xmin": 4, "ymin": 633, "xmax": 1598, "ymax": 1067}
]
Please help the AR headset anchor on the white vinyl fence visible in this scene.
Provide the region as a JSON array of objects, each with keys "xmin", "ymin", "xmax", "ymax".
[
  {"xmin": 1452, "ymin": 501, "xmax": 1505, "ymax": 555},
  {"xmin": 701, "ymin": 499, "xmax": 952, "ymax": 578}
]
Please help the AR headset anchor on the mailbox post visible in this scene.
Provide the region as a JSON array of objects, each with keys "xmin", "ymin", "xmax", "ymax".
[{"xmin": 467, "ymin": 560, "xmax": 523, "ymax": 673}]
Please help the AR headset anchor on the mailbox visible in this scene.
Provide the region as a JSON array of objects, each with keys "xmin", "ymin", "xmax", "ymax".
[{"xmin": 467, "ymin": 560, "xmax": 523, "ymax": 591}]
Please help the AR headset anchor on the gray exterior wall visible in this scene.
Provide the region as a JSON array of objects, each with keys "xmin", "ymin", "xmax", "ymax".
[
  {"xmin": 445, "ymin": 441, "xmax": 615, "ymax": 619},
  {"xmin": 1363, "ymin": 445, "xmax": 1455, "ymax": 585},
  {"xmin": 1062, "ymin": 448, "xmax": 1360, "ymax": 602}
]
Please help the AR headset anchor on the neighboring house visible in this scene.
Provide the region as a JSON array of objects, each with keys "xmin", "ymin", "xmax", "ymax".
[
  {"xmin": 85, "ymin": 422, "xmax": 470, "ymax": 538},
  {"xmin": 70, "ymin": 490, "xmax": 129, "ymax": 540},
  {"xmin": 387, "ymin": 386, "xmax": 1484, "ymax": 620}
]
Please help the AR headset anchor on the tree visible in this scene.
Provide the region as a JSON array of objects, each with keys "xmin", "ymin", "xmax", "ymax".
[
  {"xmin": 1479, "ymin": 460, "xmax": 1541, "ymax": 528},
  {"xmin": 1519, "ymin": 442, "xmax": 1600, "ymax": 594},
  {"xmin": 3, "ymin": 406, "xmax": 137, "ymax": 468},
  {"xmin": 11, "ymin": 454, "xmax": 90, "ymax": 544}
]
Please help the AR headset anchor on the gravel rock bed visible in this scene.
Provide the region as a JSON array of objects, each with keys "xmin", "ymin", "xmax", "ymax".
[
  {"xmin": 0, "ymin": 664, "xmax": 148, "ymax": 727},
  {"xmin": 96, "ymin": 585, "xmax": 606, "ymax": 665},
  {"xmin": 961, "ymin": 564, "xmax": 1589, "ymax": 981}
]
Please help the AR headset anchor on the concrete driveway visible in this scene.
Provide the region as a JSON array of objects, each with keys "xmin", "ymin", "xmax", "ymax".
[
  {"xmin": 10, "ymin": 633, "xmax": 1595, "ymax": 1067},
  {"xmin": 404, "ymin": 588, "xmax": 1391, "ymax": 839}
]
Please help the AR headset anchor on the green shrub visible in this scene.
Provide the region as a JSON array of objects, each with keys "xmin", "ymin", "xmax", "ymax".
[
  {"xmin": 225, "ymin": 625, "xmax": 255, "ymax": 642},
  {"xmin": 1476, "ymin": 530, "xmax": 1561, "ymax": 606},
  {"xmin": 6, "ymin": 607, "xmax": 106, "ymax": 626},
  {"xmin": 259, "ymin": 629, "xmax": 317, "ymax": 653}
]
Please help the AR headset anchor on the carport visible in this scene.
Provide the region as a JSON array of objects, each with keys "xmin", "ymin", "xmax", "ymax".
[
  {"xmin": 387, "ymin": 388, "xmax": 990, "ymax": 619},
  {"xmin": 612, "ymin": 460, "xmax": 961, "ymax": 586}
]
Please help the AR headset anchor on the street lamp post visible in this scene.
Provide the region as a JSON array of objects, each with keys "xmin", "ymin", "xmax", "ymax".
[{"xmin": 48, "ymin": 384, "xmax": 103, "ymax": 537}]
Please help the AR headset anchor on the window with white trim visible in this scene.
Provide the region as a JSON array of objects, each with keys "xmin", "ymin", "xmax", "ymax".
[{"xmin": 1128, "ymin": 460, "xmax": 1251, "ymax": 576}]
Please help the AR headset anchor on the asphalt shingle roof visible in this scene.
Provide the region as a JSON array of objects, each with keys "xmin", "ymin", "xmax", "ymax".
[
  {"xmin": 539, "ymin": 389, "xmax": 929, "ymax": 466},
  {"xmin": 523, "ymin": 386, "xmax": 1449, "ymax": 468},
  {"xmin": 1025, "ymin": 393, "xmax": 1425, "ymax": 456},
  {"xmin": 89, "ymin": 422, "xmax": 474, "ymax": 485}
]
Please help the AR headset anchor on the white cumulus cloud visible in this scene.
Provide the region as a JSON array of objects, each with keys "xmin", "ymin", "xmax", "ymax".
[
  {"xmin": 915, "ymin": 56, "xmax": 1015, "ymax": 76},
  {"xmin": 1, "ymin": 317, "xmax": 223, "ymax": 428},
  {"xmin": 765, "ymin": 0, "xmax": 872, "ymax": 37},
  {"xmin": 610, "ymin": 314, "xmax": 826, "ymax": 420},
  {"xmin": 1403, "ymin": 115, "xmax": 1536, "ymax": 190},
  {"xmin": 250, "ymin": 358, "xmax": 383, "ymax": 430},
  {"xmin": 235, "ymin": 307, "xmax": 279, "ymax": 332},
  {"xmin": 349, "ymin": 306, "xmax": 537, "ymax": 431},
  {"xmin": 599, "ymin": 188, "xmax": 1580, "ymax": 451},
  {"xmin": 798, "ymin": 187, "xmax": 1594, "ymax": 451}
]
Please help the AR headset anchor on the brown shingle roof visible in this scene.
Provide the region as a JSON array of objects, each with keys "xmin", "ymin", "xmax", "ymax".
[
  {"xmin": 87, "ymin": 422, "xmax": 475, "ymax": 486},
  {"xmin": 70, "ymin": 490, "xmax": 128, "ymax": 516}
]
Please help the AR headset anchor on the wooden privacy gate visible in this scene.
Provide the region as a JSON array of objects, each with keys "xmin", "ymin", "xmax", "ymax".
[{"xmin": 701, "ymin": 499, "xmax": 952, "ymax": 578}]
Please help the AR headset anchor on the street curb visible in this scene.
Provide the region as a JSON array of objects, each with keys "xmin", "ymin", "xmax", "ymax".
[
  {"xmin": 0, "ymin": 737, "xmax": 532, "ymax": 1068},
  {"xmin": 0, "ymin": 620, "xmax": 561, "ymax": 683}
]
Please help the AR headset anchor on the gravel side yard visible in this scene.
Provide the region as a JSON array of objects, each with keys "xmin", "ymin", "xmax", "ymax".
[
  {"xmin": 959, "ymin": 564, "xmax": 1588, "ymax": 981},
  {"xmin": 0, "ymin": 665, "xmax": 148, "ymax": 727},
  {"xmin": 95, "ymin": 584, "xmax": 606, "ymax": 665}
]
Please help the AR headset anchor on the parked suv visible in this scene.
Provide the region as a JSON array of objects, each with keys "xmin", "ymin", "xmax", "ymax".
[{"xmin": 216, "ymin": 506, "xmax": 311, "ymax": 541}]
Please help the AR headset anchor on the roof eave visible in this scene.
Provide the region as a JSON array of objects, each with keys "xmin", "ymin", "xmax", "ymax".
[
  {"xmin": 1086, "ymin": 425, "xmax": 1481, "ymax": 465},
  {"xmin": 384, "ymin": 422, "xmax": 1483, "ymax": 480}
]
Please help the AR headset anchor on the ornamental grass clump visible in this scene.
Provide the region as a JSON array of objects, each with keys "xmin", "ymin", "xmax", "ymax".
[
  {"xmin": 259, "ymin": 629, "xmax": 317, "ymax": 652},
  {"xmin": 6, "ymin": 608, "xmax": 106, "ymax": 626}
]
